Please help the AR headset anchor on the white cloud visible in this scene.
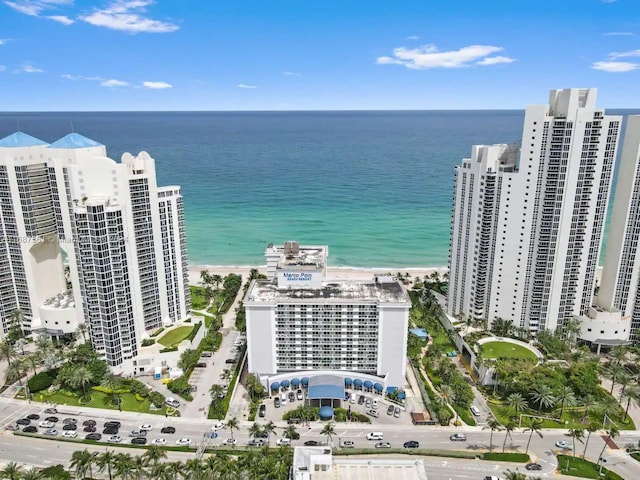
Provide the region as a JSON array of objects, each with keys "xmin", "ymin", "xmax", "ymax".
[
  {"xmin": 80, "ymin": 0, "xmax": 179, "ymax": 33},
  {"xmin": 142, "ymin": 81, "xmax": 172, "ymax": 89},
  {"xmin": 406, "ymin": 35, "xmax": 419, "ymax": 40},
  {"xmin": 4, "ymin": 0, "xmax": 73, "ymax": 17},
  {"xmin": 592, "ymin": 61, "xmax": 639, "ymax": 72},
  {"xmin": 610, "ymin": 49, "xmax": 640, "ymax": 59},
  {"xmin": 603, "ymin": 32, "xmax": 634, "ymax": 36},
  {"xmin": 101, "ymin": 78, "xmax": 129, "ymax": 87},
  {"xmin": 376, "ymin": 44, "xmax": 514, "ymax": 69},
  {"xmin": 0, "ymin": 39, "xmax": 11, "ymax": 45},
  {"xmin": 237, "ymin": 83, "xmax": 257, "ymax": 89},
  {"xmin": 60, "ymin": 73, "xmax": 77, "ymax": 79},
  {"xmin": 283, "ymin": 71, "xmax": 301, "ymax": 77},
  {"xmin": 15, "ymin": 63, "xmax": 44, "ymax": 73},
  {"xmin": 47, "ymin": 14, "xmax": 73, "ymax": 24}
]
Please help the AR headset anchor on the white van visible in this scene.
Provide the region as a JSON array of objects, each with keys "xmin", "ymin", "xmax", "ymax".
[
  {"xmin": 470, "ymin": 406, "xmax": 481, "ymax": 416},
  {"xmin": 366, "ymin": 432, "xmax": 384, "ymax": 441}
]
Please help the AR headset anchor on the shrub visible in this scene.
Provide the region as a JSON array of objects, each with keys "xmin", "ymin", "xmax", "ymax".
[
  {"xmin": 151, "ymin": 327, "xmax": 165, "ymax": 337},
  {"xmin": 135, "ymin": 394, "xmax": 145, "ymax": 402},
  {"xmin": 141, "ymin": 338, "xmax": 155, "ymax": 347},
  {"xmin": 160, "ymin": 346, "xmax": 179, "ymax": 353},
  {"xmin": 27, "ymin": 371, "xmax": 55, "ymax": 393},
  {"xmin": 167, "ymin": 376, "xmax": 193, "ymax": 401},
  {"xmin": 187, "ymin": 322, "xmax": 202, "ymax": 342},
  {"xmin": 40, "ymin": 464, "xmax": 70, "ymax": 480},
  {"xmin": 149, "ymin": 391, "xmax": 165, "ymax": 408},
  {"xmin": 125, "ymin": 379, "xmax": 150, "ymax": 397}
]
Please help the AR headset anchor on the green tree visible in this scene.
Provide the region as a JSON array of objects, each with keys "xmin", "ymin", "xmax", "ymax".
[
  {"xmin": 283, "ymin": 424, "xmax": 299, "ymax": 440},
  {"xmin": 184, "ymin": 459, "xmax": 203, "ymax": 480},
  {"xmin": 143, "ymin": 445, "xmax": 167, "ymax": 466},
  {"xmin": 530, "ymin": 385, "xmax": 556, "ymax": 412},
  {"xmin": 583, "ymin": 421, "xmax": 600, "ymax": 459},
  {"xmin": 7, "ymin": 309, "xmax": 25, "ymax": 345},
  {"xmin": 483, "ymin": 419, "xmax": 502, "ymax": 453},
  {"xmin": 20, "ymin": 467, "xmax": 43, "ymax": 480},
  {"xmin": 102, "ymin": 373, "xmax": 123, "ymax": 408},
  {"xmin": 503, "ymin": 470, "xmax": 527, "ymax": 480},
  {"xmin": 112, "ymin": 453, "xmax": 134, "ymax": 480},
  {"xmin": 76, "ymin": 323, "xmax": 89, "ymax": 343},
  {"xmin": 226, "ymin": 416, "xmax": 239, "ymax": 441},
  {"xmin": 96, "ymin": 450, "xmax": 116, "ymax": 480},
  {"xmin": 556, "ymin": 385, "xmax": 577, "ymax": 417},
  {"xmin": 524, "ymin": 418, "xmax": 543, "ymax": 454},
  {"xmin": 597, "ymin": 426, "xmax": 619, "ymax": 469},
  {"xmin": 209, "ymin": 384, "xmax": 225, "ymax": 418},
  {"xmin": 321, "ymin": 422, "xmax": 336, "ymax": 445},
  {"xmin": 622, "ymin": 385, "xmax": 640, "ymax": 421},
  {"xmin": 249, "ymin": 422, "xmax": 263, "ymax": 439},
  {"xmin": 568, "ymin": 428, "xmax": 584, "ymax": 457},
  {"xmin": 0, "ymin": 461, "xmax": 22, "ymax": 480},
  {"xmin": 71, "ymin": 365, "xmax": 94, "ymax": 401},
  {"xmin": 70, "ymin": 449, "xmax": 97, "ymax": 480},
  {"xmin": 502, "ymin": 420, "xmax": 517, "ymax": 453},
  {"xmin": 0, "ymin": 340, "xmax": 16, "ymax": 367},
  {"xmin": 507, "ymin": 392, "xmax": 527, "ymax": 418},
  {"xmin": 131, "ymin": 455, "xmax": 149, "ymax": 480},
  {"xmin": 263, "ymin": 420, "xmax": 277, "ymax": 443}
]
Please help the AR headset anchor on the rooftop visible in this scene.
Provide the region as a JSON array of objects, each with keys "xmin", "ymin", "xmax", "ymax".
[
  {"xmin": 246, "ymin": 277, "xmax": 410, "ymax": 304},
  {"xmin": 267, "ymin": 242, "xmax": 327, "ymax": 271},
  {"xmin": 42, "ymin": 290, "xmax": 75, "ymax": 309},
  {"xmin": 0, "ymin": 132, "xmax": 48, "ymax": 148},
  {"xmin": 48, "ymin": 133, "xmax": 103, "ymax": 149}
]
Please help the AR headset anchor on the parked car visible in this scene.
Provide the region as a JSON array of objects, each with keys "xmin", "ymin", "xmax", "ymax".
[
  {"xmin": 26, "ymin": 414, "xmax": 40, "ymax": 420},
  {"xmin": 288, "ymin": 391, "xmax": 296, "ymax": 403},
  {"xmin": 103, "ymin": 427, "xmax": 119, "ymax": 435},
  {"xmin": 84, "ymin": 426, "xmax": 96, "ymax": 433},
  {"xmin": 372, "ymin": 399, "xmax": 378, "ymax": 409},
  {"xmin": 350, "ymin": 395, "xmax": 356, "ymax": 404},
  {"xmin": 62, "ymin": 431, "xmax": 78, "ymax": 438},
  {"xmin": 365, "ymin": 398, "xmax": 372, "ymax": 408},
  {"xmin": 176, "ymin": 438, "xmax": 192, "ymax": 446},
  {"xmin": 256, "ymin": 431, "xmax": 269, "ymax": 439},
  {"xmin": 450, "ymin": 433, "xmax": 467, "ymax": 442},
  {"xmin": 525, "ymin": 463, "xmax": 542, "ymax": 471},
  {"xmin": 5, "ymin": 424, "xmax": 19, "ymax": 431},
  {"xmin": 45, "ymin": 417, "xmax": 59, "ymax": 423},
  {"xmin": 297, "ymin": 389, "xmax": 304, "ymax": 401},
  {"xmin": 43, "ymin": 429, "xmax": 58, "ymax": 436},
  {"xmin": 104, "ymin": 421, "xmax": 121, "ymax": 429},
  {"xmin": 165, "ymin": 398, "xmax": 180, "ymax": 408},
  {"xmin": 63, "ymin": 418, "xmax": 77, "ymax": 425},
  {"xmin": 280, "ymin": 393, "xmax": 287, "ymax": 406},
  {"xmin": 38, "ymin": 421, "xmax": 54, "ymax": 429},
  {"xmin": 248, "ymin": 439, "xmax": 266, "ymax": 447},
  {"xmin": 22, "ymin": 426, "xmax": 37, "ymax": 433},
  {"xmin": 225, "ymin": 359, "xmax": 236, "ymax": 364},
  {"xmin": 274, "ymin": 397, "xmax": 281, "ymax": 408},
  {"xmin": 403, "ymin": 441, "xmax": 419, "ymax": 448},
  {"xmin": 129, "ymin": 430, "xmax": 147, "ymax": 437},
  {"xmin": 387, "ymin": 405, "xmax": 395, "ymax": 416},
  {"xmin": 195, "ymin": 362, "xmax": 207, "ymax": 368},
  {"xmin": 222, "ymin": 438, "xmax": 237, "ymax": 446},
  {"xmin": 555, "ymin": 441, "xmax": 571, "ymax": 449},
  {"xmin": 152, "ymin": 438, "xmax": 167, "ymax": 445},
  {"xmin": 85, "ymin": 433, "xmax": 102, "ymax": 441},
  {"xmin": 366, "ymin": 409, "xmax": 379, "ymax": 418},
  {"xmin": 161, "ymin": 426, "xmax": 176, "ymax": 434},
  {"xmin": 259, "ymin": 404, "xmax": 266, "ymax": 418},
  {"xmin": 394, "ymin": 407, "xmax": 401, "ymax": 418},
  {"xmin": 139, "ymin": 424, "xmax": 153, "ymax": 431},
  {"xmin": 342, "ymin": 440, "xmax": 355, "ymax": 448},
  {"xmin": 17, "ymin": 419, "xmax": 31, "ymax": 426},
  {"xmin": 62, "ymin": 424, "xmax": 77, "ymax": 431},
  {"xmin": 201, "ymin": 351, "xmax": 213, "ymax": 357},
  {"xmin": 375, "ymin": 442, "xmax": 391, "ymax": 449},
  {"xmin": 108, "ymin": 435, "xmax": 123, "ymax": 443},
  {"xmin": 131, "ymin": 437, "xmax": 147, "ymax": 445},
  {"xmin": 276, "ymin": 438, "xmax": 291, "ymax": 446},
  {"xmin": 211, "ymin": 422, "xmax": 225, "ymax": 431},
  {"xmin": 82, "ymin": 420, "xmax": 96, "ymax": 427},
  {"xmin": 303, "ymin": 440, "xmax": 320, "ymax": 446},
  {"xmin": 470, "ymin": 406, "xmax": 481, "ymax": 416},
  {"xmin": 44, "ymin": 408, "xmax": 57, "ymax": 414},
  {"xmin": 358, "ymin": 395, "xmax": 365, "ymax": 405}
]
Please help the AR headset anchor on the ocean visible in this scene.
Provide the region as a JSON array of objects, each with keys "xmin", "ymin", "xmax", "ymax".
[{"xmin": 1, "ymin": 110, "xmax": 638, "ymax": 268}]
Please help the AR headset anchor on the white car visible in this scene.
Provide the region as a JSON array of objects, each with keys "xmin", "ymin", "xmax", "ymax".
[
  {"xmin": 43, "ymin": 429, "xmax": 58, "ymax": 436},
  {"xmin": 39, "ymin": 421, "xmax": 54, "ymax": 429},
  {"xmin": 350, "ymin": 395, "xmax": 356, "ymax": 404},
  {"xmin": 62, "ymin": 431, "xmax": 77, "ymax": 438},
  {"xmin": 152, "ymin": 438, "xmax": 167, "ymax": 445},
  {"xmin": 108, "ymin": 435, "xmax": 123, "ymax": 443},
  {"xmin": 276, "ymin": 438, "xmax": 291, "ymax": 446},
  {"xmin": 372, "ymin": 399, "xmax": 378, "ymax": 409},
  {"xmin": 555, "ymin": 440, "xmax": 571, "ymax": 449},
  {"xmin": 342, "ymin": 440, "xmax": 355, "ymax": 448},
  {"xmin": 139, "ymin": 424, "xmax": 152, "ymax": 431},
  {"xmin": 211, "ymin": 422, "xmax": 226, "ymax": 431},
  {"xmin": 222, "ymin": 438, "xmax": 237, "ymax": 446},
  {"xmin": 165, "ymin": 398, "xmax": 180, "ymax": 408},
  {"xmin": 176, "ymin": 438, "xmax": 192, "ymax": 446},
  {"xmin": 280, "ymin": 394, "xmax": 287, "ymax": 405}
]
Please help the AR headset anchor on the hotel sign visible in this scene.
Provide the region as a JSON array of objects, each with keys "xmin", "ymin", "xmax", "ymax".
[{"xmin": 277, "ymin": 270, "xmax": 322, "ymax": 288}]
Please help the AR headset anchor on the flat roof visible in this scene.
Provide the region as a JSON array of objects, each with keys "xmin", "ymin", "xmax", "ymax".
[
  {"xmin": 246, "ymin": 279, "xmax": 410, "ymax": 304},
  {"xmin": 317, "ymin": 462, "xmax": 428, "ymax": 480}
]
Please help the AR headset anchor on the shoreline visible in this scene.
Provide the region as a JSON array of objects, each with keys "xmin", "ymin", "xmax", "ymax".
[{"xmin": 188, "ymin": 264, "xmax": 448, "ymax": 285}]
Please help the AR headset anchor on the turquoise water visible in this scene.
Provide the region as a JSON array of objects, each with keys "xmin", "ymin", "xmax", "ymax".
[{"xmin": 2, "ymin": 110, "xmax": 638, "ymax": 267}]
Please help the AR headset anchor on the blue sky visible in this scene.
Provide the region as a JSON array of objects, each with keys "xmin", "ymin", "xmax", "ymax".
[{"xmin": 0, "ymin": 0, "xmax": 639, "ymax": 110}]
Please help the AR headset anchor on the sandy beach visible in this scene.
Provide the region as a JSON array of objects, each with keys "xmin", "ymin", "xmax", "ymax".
[{"xmin": 188, "ymin": 264, "xmax": 448, "ymax": 285}]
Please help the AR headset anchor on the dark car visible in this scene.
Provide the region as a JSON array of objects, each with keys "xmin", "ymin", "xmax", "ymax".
[
  {"xmin": 17, "ymin": 419, "xmax": 31, "ymax": 426},
  {"xmin": 104, "ymin": 421, "xmax": 121, "ymax": 429},
  {"xmin": 22, "ymin": 426, "xmax": 38, "ymax": 433},
  {"xmin": 225, "ymin": 359, "xmax": 236, "ymax": 364},
  {"xmin": 44, "ymin": 408, "xmax": 57, "ymax": 414},
  {"xmin": 195, "ymin": 362, "xmax": 207, "ymax": 368},
  {"xmin": 84, "ymin": 426, "xmax": 97, "ymax": 433},
  {"xmin": 259, "ymin": 404, "xmax": 266, "ymax": 418},
  {"xmin": 288, "ymin": 391, "xmax": 295, "ymax": 402},
  {"xmin": 26, "ymin": 414, "xmax": 40, "ymax": 420},
  {"xmin": 161, "ymin": 426, "xmax": 176, "ymax": 434},
  {"xmin": 274, "ymin": 397, "xmax": 281, "ymax": 408},
  {"xmin": 131, "ymin": 437, "xmax": 147, "ymax": 445},
  {"xmin": 403, "ymin": 441, "xmax": 420, "ymax": 449},
  {"xmin": 201, "ymin": 351, "xmax": 213, "ymax": 357},
  {"xmin": 45, "ymin": 416, "xmax": 59, "ymax": 423},
  {"xmin": 86, "ymin": 433, "xmax": 102, "ymax": 441},
  {"xmin": 256, "ymin": 431, "xmax": 268, "ymax": 439},
  {"xmin": 103, "ymin": 427, "xmax": 119, "ymax": 435},
  {"xmin": 63, "ymin": 418, "xmax": 77, "ymax": 425},
  {"xmin": 525, "ymin": 463, "xmax": 542, "ymax": 471},
  {"xmin": 387, "ymin": 405, "xmax": 395, "ymax": 416},
  {"xmin": 63, "ymin": 423, "xmax": 77, "ymax": 431},
  {"xmin": 83, "ymin": 420, "xmax": 96, "ymax": 427},
  {"xmin": 304, "ymin": 440, "xmax": 320, "ymax": 446},
  {"xmin": 358, "ymin": 395, "xmax": 365, "ymax": 405}
]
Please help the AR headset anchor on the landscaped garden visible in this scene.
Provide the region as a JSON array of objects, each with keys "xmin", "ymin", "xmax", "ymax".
[
  {"xmin": 156, "ymin": 325, "xmax": 194, "ymax": 347},
  {"xmin": 557, "ymin": 455, "xmax": 624, "ymax": 480},
  {"xmin": 479, "ymin": 340, "xmax": 538, "ymax": 362}
]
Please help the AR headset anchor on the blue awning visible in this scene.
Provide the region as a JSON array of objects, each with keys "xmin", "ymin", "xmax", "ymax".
[
  {"xmin": 386, "ymin": 386, "xmax": 398, "ymax": 394},
  {"xmin": 301, "ymin": 377, "xmax": 309, "ymax": 386},
  {"xmin": 353, "ymin": 379, "xmax": 363, "ymax": 387},
  {"xmin": 319, "ymin": 406, "xmax": 334, "ymax": 419},
  {"xmin": 308, "ymin": 375, "xmax": 345, "ymax": 400},
  {"xmin": 291, "ymin": 378, "xmax": 300, "ymax": 387},
  {"xmin": 373, "ymin": 383, "xmax": 383, "ymax": 392},
  {"xmin": 398, "ymin": 392, "xmax": 406, "ymax": 400},
  {"xmin": 344, "ymin": 378, "xmax": 353, "ymax": 386},
  {"xmin": 270, "ymin": 382, "xmax": 280, "ymax": 391},
  {"xmin": 363, "ymin": 380, "xmax": 373, "ymax": 389},
  {"xmin": 281, "ymin": 379, "xmax": 290, "ymax": 388}
]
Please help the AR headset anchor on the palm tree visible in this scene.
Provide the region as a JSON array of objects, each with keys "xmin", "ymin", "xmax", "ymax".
[
  {"xmin": 597, "ymin": 426, "xmax": 619, "ymax": 468},
  {"xmin": 483, "ymin": 419, "xmax": 502, "ymax": 453},
  {"xmin": 249, "ymin": 422, "xmax": 263, "ymax": 439},
  {"xmin": 556, "ymin": 385, "xmax": 577, "ymax": 417},
  {"xmin": 284, "ymin": 424, "xmax": 299, "ymax": 440},
  {"xmin": 226, "ymin": 416, "xmax": 239, "ymax": 441},
  {"xmin": 583, "ymin": 421, "xmax": 600, "ymax": 459},
  {"xmin": 603, "ymin": 362, "xmax": 626, "ymax": 394},
  {"xmin": 70, "ymin": 449, "xmax": 97, "ymax": 480},
  {"xmin": 184, "ymin": 459, "xmax": 203, "ymax": 480},
  {"xmin": 113, "ymin": 453, "xmax": 134, "ymax": 480},
  {"xmin": 622, "ymin": 385, "xmax": 640, "ymax": 421},
  {"xmin": 21, "ymin": 467, "xmax": 43, "ymax": 480},
  {"xmin": 321, "ymin": 422, "xmax": 336, "ymax": 445},
  {"xmin": 165, "ymin": 460, "xmax": 183, "ymax": 480},
  {"xmin": 524, "ymin": 418, "xmax": 543, "ymax": 454},
  {"xmin": 97, "ymin": 450, "xmax": 117, "ymax": 480},
  {"xmin": 76, "ymin": 322, "xmax": 89, "ymax": 343},
  {"xmin": 200, "ymin": 269, "xmax": 211, "ymax": 285},
  {"xmin": 263, "ymin": 420, "xmax": 277, "ymax": 443},
  {"xmin": 506, "ymin": 392, "xmax": 527, "ymax": 418},
  {"xmin": 616, "ymin": 372, "xmax": 632, "ymax": 400},
  {"xmin": 149, "ymin": 463, "xmax": 170, "ymax": 480},
  {"xmin": 131, "ymin": 455, "xmax": 149, "ymax": 480},
  {"xmin": 221, "ymin": 368, "xmax": 232, "ymax": 383},
  {"xmin": 568, "ymin": 428, "xmax": 584, "ymax": 457},
  {"xmin": 6, "ymin": 359, "xmax": 27, "ymax": 389},
  {"xmin": 0, "ymin": 340, "xmax": 16, "ymax": 367},
  {"xmin": 24, "ymin": 351, "xmax": 41, "ymax": 378},
  {"xmin": 530, "ymin": 385, "xmax": 556, "ymax": 412},
  {"xmin": 72, "ymin": 365, "xmax": 94, "ymax": 401},
  {"xmin": 102, "ymin": 373, "xmax": 122, "ymax": 407},
  {"xmin": 503, "ymin": 470, "xmax": 527, "ymax": 480},
  {"xmin": 143, "ymin": 445, "xmax": 167, "ymax": 466},
  {"xmin": 0, "ymin": 461, "xmax": 22, "ymax": 480},
  {"xmin": 502, "ymin": 420, "xmax": 516, "ymax": 452}
]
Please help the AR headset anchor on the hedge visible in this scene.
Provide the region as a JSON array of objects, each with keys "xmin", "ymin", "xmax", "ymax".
[
  {"xmin": 150, "ymin": 327, "xmax": 165, "ymax": 337},
  {"xmin": 187, "ymin": 322, "xmax": 202, "ymax": 342},
  {"xmin": 27, "ymin": 371, "xmax": 55, "ymax": 393},
  {"xmin": 160, "ymin": 346, "xmax": 179, "ymax": 353}
]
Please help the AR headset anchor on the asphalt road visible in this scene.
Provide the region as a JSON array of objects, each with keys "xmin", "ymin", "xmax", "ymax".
[{"xmin": 2, "ymin": 398, "xmax": 640, "ymax": 479}]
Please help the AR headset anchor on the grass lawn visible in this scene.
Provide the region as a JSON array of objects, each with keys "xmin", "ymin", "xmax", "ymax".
[
  {"xmin": 189, "ymin": 285, "xmax": 209, "ymax": 310},
  {"xmin": 454, "ymin": 405, "xmax": 476, "ymax": 426},
  {"xmin": 557, "ymin": 455, "xmax": 624, "ymax": 480},
  {"xmin": 479, "ymin": 341, "xmax": 538, "ymax": 361},
  {"xmin": 157, "ymin": 325, "xmax": 194, "ymax": 347},
  {"xmin": 482, "ymin": 452, "xmax": 530, "ymax": 462},
  {"xmin": 36, "ymin": 390, "xmax": 167, "ymax": 416}
]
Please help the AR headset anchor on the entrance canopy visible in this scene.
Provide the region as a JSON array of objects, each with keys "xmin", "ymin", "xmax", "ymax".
[{"xmin": 307, "ymin": 375, "xmax": 345, "ymax": 400}]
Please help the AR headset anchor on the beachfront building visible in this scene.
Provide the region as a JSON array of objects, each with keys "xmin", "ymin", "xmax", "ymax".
[
  {"xmin": 0, "ymin": 130, "xmax": 190, "ymax": 371},
  {"xmin": 579, "ymin": 116, "xmax": 640, "ymax": 349},
  {"xmin": 245, "ymin": 242, "xmax": 410, "ymax": 405},
  {"xmin": 447, "ymin": 88, "xmax": 622, "ymax": 336}
]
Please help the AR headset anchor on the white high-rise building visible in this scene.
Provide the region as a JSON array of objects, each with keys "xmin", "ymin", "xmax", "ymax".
[
  {"xmin": 579, "ymin": 116, "xmax": 640, "ymax": 349},
  {"xmin": 448, "ymin": 88, "xmax": 622, "ymax": 335},
  {"xmin": 0, "ymin": 131, "xmax": 190, "ymax": 369}
]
